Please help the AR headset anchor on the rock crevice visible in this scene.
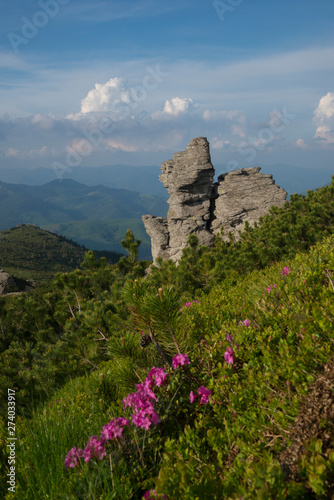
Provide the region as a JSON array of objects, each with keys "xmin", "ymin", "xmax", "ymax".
[{"xmin": 143, "ymin": 137, "xmax": 287, "ymax": 262}]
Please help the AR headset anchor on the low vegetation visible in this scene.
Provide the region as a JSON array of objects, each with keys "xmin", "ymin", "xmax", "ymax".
[{"xmin": 0, "ymin": 178, "xmax": 333, "ymax": 499}]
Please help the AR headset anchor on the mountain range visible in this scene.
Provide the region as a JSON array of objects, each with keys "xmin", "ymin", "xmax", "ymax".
[
  {"xmin": 0, "ymin": 163, "xmax": 332, "ymax": 196},
  {"xmin": 0, "ymin": 179, "xmax": 168, "ymax": 258}
]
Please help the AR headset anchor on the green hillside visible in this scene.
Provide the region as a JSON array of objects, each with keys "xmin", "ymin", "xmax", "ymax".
[
  {"xmin": 0, "ymin": 178, "xmax": 333, "ymax": 499},
  {"xmin": 0, "ymin": 224, "xmax": 122, "ymax": 282}
]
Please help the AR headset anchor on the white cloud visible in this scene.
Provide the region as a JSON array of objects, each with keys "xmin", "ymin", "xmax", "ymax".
[
  {"xmin": 5, "ymin": 148, "xmax": 21, "ymax": 159},
  {"xmin": 5, "ymin": 145, "xmax": 49, "ymax": 159},
  {"xmin": 313, "ymin": 92, "xmax": 334, "ymax": 144},
  {"xmin": 296, "ymin": 139, "xmax": 308, "ymax": 149},
  {"xmin": 30, "ymin": 114, "xmax": 55, "ymax": 130},
  {"xmin": 231, "ymin": 125, "xmax": 246, "ymax": 138},
  {"xmin": 211, "ymin": 136, "xmax": 230, "ymax": 150},
  {"xmin": 81, "ymin": 77, "xmax": 131, "ymax": 114},
  {"xmin": 105, "ymin": 139, "xmax": 139, "ymax": 152},
  {"xmin": 152, "ymin": 97, "xmax": 196, "ymax": 119}
]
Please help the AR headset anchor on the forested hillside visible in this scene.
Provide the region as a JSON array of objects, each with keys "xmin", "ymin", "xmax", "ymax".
[
  {"xmin": 0, "ymin": 178, "xmax": 333, "ymax": 499},
  {"xmin": 0, "ymin": 225, "xmax": 122, "ymax": 282}
]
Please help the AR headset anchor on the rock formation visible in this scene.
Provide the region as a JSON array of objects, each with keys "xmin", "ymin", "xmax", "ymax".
[
  {"xmin": 0, "ymin": 269, "xmax": 18, "ymax": 295},
  {"xmin": 0, "ymin": 269, "xmax": 34, "ymax": 296},
  {"xmin": 211, "ymin": 166, "xmax": 288, "ymax": 239},
  {"xmin": 142, "ymin": 137, "xmax": 287, "ymax": 263}
]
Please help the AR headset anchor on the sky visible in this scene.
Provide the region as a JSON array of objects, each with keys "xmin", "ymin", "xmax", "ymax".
[{"xmin": 0, "ymin": 0, "xmax": 334, "ymax": 176}]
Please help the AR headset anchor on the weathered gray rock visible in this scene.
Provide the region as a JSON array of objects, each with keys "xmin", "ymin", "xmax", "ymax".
[
  {"xmin": 141, "ymin": 215, "xmax": 170, "ymax": 262},
  {"xmin": 143, "ymin": 138, "xmax": 287, "ymax": 263},
  {"xmin": 211, "ymin": 167, "xmax": 287, "ymax": 239},
  {"xmin": 0, "ymin": 269, "xmax": 17, "ymax": 295},
  {"xmin": 143, "ymin": 137, "xmax": 215, "ymax": 261}
]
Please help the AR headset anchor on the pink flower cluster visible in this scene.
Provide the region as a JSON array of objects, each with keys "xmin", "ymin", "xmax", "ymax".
[
  {"xmin": 281, "ymin": 266, "xmax": 292, "ymax": 276},
  {"xmin": 266, "ymin": 283, "xmax": 277, "ymax": 293},
  {"xmin": 180, "ymin": 300, "xmax": 200, "ymax": 311},
  {"xmin": 64, "ymin": 434, "xmax": 109, "ymax": 469},
  {"xmin": 102, "ymin": 417, "xmax": 130, "ymax": 440},
  {"xmin": 144, "ymin": 490, "xmax": 166, "ymax": 499},
  {"xmin": 65, "ymin": 353, "xmax": 195, "ymax": 471},
  {"xmin": 190, "ymin": 386, "xmax": 212, "ymax": 404},
  {"xmin": 172, "ymin": 353, "xmax": 190, "ymax": 369},
  {"xmin": 224, "ymin": 347, "xmax": 234, "ymax": 365},
  {"xmin": 238, "ymin": 319, "xmax": 250, "ymax": 327},
  {"xmin": 123, "ymin": 367, "xmax": 167, "ymax": 430},
  {"xmin": 65, "ymin": 367, "xmax": 167, "ymax": 469}
]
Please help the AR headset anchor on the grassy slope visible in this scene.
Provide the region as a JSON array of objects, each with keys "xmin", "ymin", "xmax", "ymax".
[{"xmin": 12, "ymin": 233, "xmax": 334, "ymax": 499}]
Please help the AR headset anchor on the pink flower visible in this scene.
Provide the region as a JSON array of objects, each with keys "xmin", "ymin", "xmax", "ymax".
[
  {"xmin": 180, "ymin": 300, "xmax": 200, "ymax": 311},
  {"xmin": 144, "ymin": 490, "xmax": 166, "ymax": 499},
  {"xmin": 64, "ymin": 447, "xmax": 84, "ymax": 469},
  {"xmin": 123, "ymin": 369, "xmax": 162, "ymax": 429},
  {"xmin": 83, "ymin": 435, "xmax": 106, "ymax": 463},
  {"xmin": 197, "ymin": 386, "xmax": 212, "ymax": 404},
  {"xmin": 224, "ymin": 347, "xmax": 234, "ymax": 365},
  {"xmin": 147, "ymin": 367, "xmax": 168, "ymax": 387},
  {"xmin": 242, "ymin": 319, "xmax": 250, "ymax": 327},
  {"xmin": 226, "ymin": 333, "xmax": 233, "ymax": 342},
  {"xmin": 172, "ymin": 353, "xmax": 190, "ymax": 369},
  {"xmin": 132, "ymin": 413, "xmax": 152, "ymax": 430},
  {"xmin": 101, "ymin": 417, "xmax": 130, "ymax": 441},
  {"xmin": 281, "ymin": 266, "xmax": 292, "ymax": 276},
  {"xmin": 266, "ymin": 286, "xmax": 271, "ymax": 293},
  {"xmin": 190, "ymin": 386, "xmax": 212, "ymax": 405}
]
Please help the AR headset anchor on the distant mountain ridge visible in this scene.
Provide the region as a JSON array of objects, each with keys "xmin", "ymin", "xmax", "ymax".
[
  {"xmin": 0, "ymin": 163, "xmax": 333, "ymax": 197},
  {"xmin": 0, "ymin": 165, "xmax": 167, "ymax": 197},
  {"xmin": 0, "ymin": 179, "xmax": 168, "ymax": 229}
]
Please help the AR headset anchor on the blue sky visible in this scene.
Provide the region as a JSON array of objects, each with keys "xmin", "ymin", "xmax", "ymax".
[{"xmin": 1, "ymin": 0, "xmax": 334, "ymax": 174}]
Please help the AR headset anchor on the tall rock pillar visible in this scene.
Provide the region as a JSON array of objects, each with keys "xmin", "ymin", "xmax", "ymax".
[{"xmin": 142, "ymin": 137, "xmax": 215, "ymax": 262}]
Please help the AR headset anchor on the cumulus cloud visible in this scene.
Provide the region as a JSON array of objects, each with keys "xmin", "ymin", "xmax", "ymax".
[
  {"xmin": 313, "ymin": 92, "xmax": 334, "ymax": 144},
  {"xmin": 81, "ymin": 77, "xmax": 131, "ymax": 114},
  {"xmin": 163, "ymin": 97, "xmax": 194, "ymax": 115},
  {"xmin": 152, "ymin": 97, "xmax": 197, "ymax": 119}
]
